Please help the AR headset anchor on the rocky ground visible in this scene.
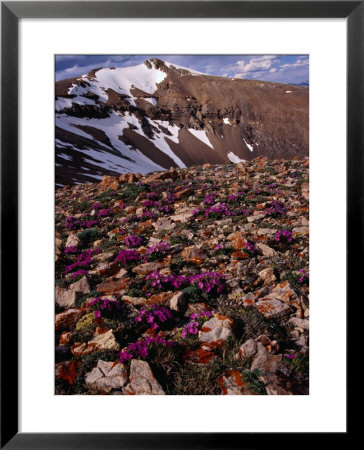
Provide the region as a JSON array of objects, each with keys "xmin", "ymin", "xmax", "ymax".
[{"xmin": 55, "ymin": 157, "xmax": 309, "ymax": 395}]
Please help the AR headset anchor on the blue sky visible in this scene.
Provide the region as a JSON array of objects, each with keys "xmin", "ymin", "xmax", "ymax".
[{"xmin": 56, "ymin": 54, "xmax": 309, "ymax": 85}]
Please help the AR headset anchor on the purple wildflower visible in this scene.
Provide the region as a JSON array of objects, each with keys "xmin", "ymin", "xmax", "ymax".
[
  {"xmin": 275, "ymin": 230, "xmax": 293, "ymax": 243},
  {"xmin": 97, "ymin": 208, "xmax": 111, "ymax": 218},
  {"xmin": 119, "ymin": 335, "xmax": 174, "ymax": 363},
  {"xmin": 114, "ymin": 249, "xmax": 140, "ymax": 267},
  {"xmin": 124, "ymin": 235, "xmax": 143, "ymax": 248},
  {"xmin": 244, "ymin": 241, "xmax": 257, "ymax": 255},
  {"xmin": 64, "ymin": 246, "xmax": 78, "ymax": 254}
]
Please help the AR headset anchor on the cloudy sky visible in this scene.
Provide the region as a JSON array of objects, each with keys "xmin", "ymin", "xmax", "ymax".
[{"xmin": 56, "ymin": 54, "xmax": 309, "ymax": 85}]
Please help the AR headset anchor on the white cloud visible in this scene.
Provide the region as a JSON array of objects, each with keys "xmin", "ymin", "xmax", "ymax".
[
  {"xmin": 231, "ymin": 55, "xmax": 277, "ymax": 77},
  {"xmin": 56, "ymin": 60, "xmax": 114, "ymax": 81}
]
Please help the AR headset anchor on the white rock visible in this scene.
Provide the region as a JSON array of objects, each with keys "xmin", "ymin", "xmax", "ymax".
[
  {"xmin": 88, "ymin": 329, "xmax": 120, "ymax": 352},
  {"xmin": 55, "ymin": 286, "xmax": 78, "ymax": 309},
  {"xmin": 289, "ymin": 317, "xmax": 309, "ymax": 330},
  {"xmin": 258, "ymin": 267, "xmax": 276, "ymax": 285},
  {"xmin": 198, "ymin": 314, "xmax": 234, "ymax": 344},
  {"xmin": 169, "ymin": 291, "xmax": 186, "ymax": 312},
  {"xmin": 85, "ymin": 360, "xmax": 128, "ymax": 393},
  {"xmin": 256, "ymin": 243, "xmax": 277, "ymax": 257},
  {"xmin": 125, "ymin": 360, "xmax": 165, "ymax": 395},
  {"xmin": 239, "ymin": 339, "xmax": 257, "ymax": 358},
  {"xmin": 66, "ymin": 233, "xmax": 80, "ymax": 248}
]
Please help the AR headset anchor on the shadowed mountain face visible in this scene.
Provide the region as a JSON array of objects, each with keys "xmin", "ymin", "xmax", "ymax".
[{"xmin": 55, "ymin": 58, "xmax": 309, "ymax": 186}]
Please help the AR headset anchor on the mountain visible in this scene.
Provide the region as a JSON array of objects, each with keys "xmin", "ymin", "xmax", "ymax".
[
  {"xmin": 55, "ymin": 58, "xmax": 309, "ymax": 186},
  {"xmin": 292, "ymin": 80, "xmax": 309, "ymax": 87}
]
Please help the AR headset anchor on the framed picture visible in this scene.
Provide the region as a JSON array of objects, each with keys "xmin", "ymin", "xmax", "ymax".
[{"xmin": 1, "ymin": 0, "xmax": 357, "ymax": 447}]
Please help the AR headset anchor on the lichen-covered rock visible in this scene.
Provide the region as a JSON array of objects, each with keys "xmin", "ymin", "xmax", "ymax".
[
  {"xmin": 198, "ymin": 314, "xmax": 234, "ymax": 346},
  {"xmin": 218, "ymin": 370, "xmax": 251, "ymax": 395},
  {"xmin": 132, "ymin": 261, "xmax": 164, "ymax": 275},
  {"xmin": 55, "ymin": 308, "xmax": 87, "ymax": 333},
  {"xmin": 255, "ymin": 298, "xmax": 292, "ymax": 319},
  {"xmin": 181, "ymin": 245, "xmax": 207, "ymax": 264},
  {"xmin": 258, "ymin": 267, "xmax": 276, "ymax": 285},
  {"xmin": 184, "ymin": 347, "xmax": 218, "ymax": 366},
  {"xmin": 238, "ymin": 339, "xmax": 258, "ymax": 358},
  {"xmin": 251, "ymin": 343, "xmax": 284, "ymax": 374},
  {"xmin": 71, "ymin": 329, "xmax": 120, "ymax": 356}
]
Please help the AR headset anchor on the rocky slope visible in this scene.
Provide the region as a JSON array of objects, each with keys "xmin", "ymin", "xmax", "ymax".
[
  {"xmin": 56, "ymin": 59, "xmax": 309, "ymax": 186},
  {"xmin": 55, "ymin": 157, "xmax": 309, "ymax": 395}
]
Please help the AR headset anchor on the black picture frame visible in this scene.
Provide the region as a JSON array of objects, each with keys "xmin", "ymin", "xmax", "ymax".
[{"xmin": 1, "ymin": 1, "xmax": 358, "ymax": 448}]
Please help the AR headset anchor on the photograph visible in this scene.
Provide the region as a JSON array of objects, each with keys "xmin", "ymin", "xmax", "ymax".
[{"xmin": 54, "ymin": 54, "xmax": 309, "ymax": 396}]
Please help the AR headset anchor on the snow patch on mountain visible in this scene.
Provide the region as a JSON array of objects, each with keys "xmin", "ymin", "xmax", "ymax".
[
  {"xmin": 82, "ymin": 63, "xmax": 167, "ymax": 105},
  {"xmin": 188, "ymin": 129, "xmax": 214, "ymax": 149},
  {"xmin": 56, "ymin": 95, "xmax": 97, "ymax": 112},
  {"xmin": 143, "ymin": 97, "xmax": 158, "ymax": 106},
  {"xmin": 227, "ymin": 152, "xmax": 246, "ymax": 163},
  {"xmin": 243, "ymin": 139, "xmax": 254, "ymax": 152}
]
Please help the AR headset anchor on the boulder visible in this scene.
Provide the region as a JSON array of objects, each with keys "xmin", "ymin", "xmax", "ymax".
[
  {"xmin": 301, "ymin": 182, "xmax": 309, "ymax": 200},
  {"xmin": 55, "ymin": 286, "xmax": 78, "ymax": 309},
  {"xmin": 56, "ymin": 276, "xmax": 90, "ymax": 309},
  {"xmin": 170, "ymin": 210, "xmax": 194, "ymax": 223},
  {"xmin": 71, "ymin": 329, "xmax": 120, "ymax": 356},
  {"xmin": 85, "ymin": 360, "xmax": 128, "ymax": 393},
  {"xmin": 256, "ymin": 243, "xmax": 276, "ymax": 257},
  {"xmin": 99, "ymin": 175, "xmax": 119, "ymax": 191},
  {"xmin": 124, "ymin": 360, "xmax": 165, "ymax": 395},
  {"xmin": 181, "ymin": 245, "xmax": 207, "ymax": 264},
  {"xmin": 152, "ymin": 217, "xmax": 176, "ymax": 232},
  {"xmin": 198, "ymin": 314, "xmax": 234, "ymax": 346},
  {"xmin": 122, "ymin": 295, "xmax": 147, "ymax": 307},
  {"xmin": 288, "ymin": 317, "xmax": 309, "ymax": 330},
  {"xmin": 66, "ymin": 233, "xmax": 80, "ymax": 248},
  {"xmin": 119, "ymin": 173, "xmax": 137, "ymax": 184},
  {"xmin": 255, "ymin": 298, "xmax": 292, "ymax": 319},
  {"xmin": 292, "ymin": 226, "xmax": 309, "ymax": 237},
  {"xmin": 238, "ymin": 338, "xmax": 258, "ymax": 358},
  {"xmin": 218, "ymin": 369, "xmax": 251, "ymax": 395},
  {"xmin": 251, "ymin": 343, "xmax": 284, "ymax": 374},
  {"xmin": 96, "ymin": 279, "xmax": 129, "ymax": 295},
  {"xmin": 258, "ymin": 267, "xmax": 276, "ymax": 285},
  {"xmin": 71, "ymin": 276, "xmax": 90, "ymax": 295},
  {"xmin": 55, "ymin": 308, "xmax": 87, "ymax": 333},
  {"xmin": 132, "ymin": 261, "xmax": 164, "ymax": 275},
  {"xmin": 270, "ymin": 281, "xmax": 300, "ymax": 307},
  {"xmin": 247, "ymin": 211, "xmax": 265, "ymax": 223},
  {"xmin": 169, "ymin": 291, "xmax": 187, "ymax": 312}
]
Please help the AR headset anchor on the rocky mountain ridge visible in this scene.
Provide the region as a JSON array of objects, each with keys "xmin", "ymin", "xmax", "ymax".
[{"xmin": 56, "ymin": 59, "xmax": 309, "ymax": 186}]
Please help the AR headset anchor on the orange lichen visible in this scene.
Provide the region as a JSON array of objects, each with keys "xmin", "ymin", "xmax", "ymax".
[
  {"xmin": 184, "ymin": 347, "xmax": 217, "ymax": 365},
  {"xmin": 57, "ymin": 360, "xmax": 82, "ymax": 385}
]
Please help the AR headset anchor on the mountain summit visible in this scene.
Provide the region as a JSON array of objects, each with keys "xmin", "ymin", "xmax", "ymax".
[{"xmin": 55, "ymin": 58, "xmax": 309, "ymax": 186}]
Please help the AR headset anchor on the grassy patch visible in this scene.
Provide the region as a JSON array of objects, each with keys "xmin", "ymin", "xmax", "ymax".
[
  {"xmin": 77, "ymin": 228, "xmax": 102, "ymax": 245},
  {"xmin": 242, "ymin": 369, "xmax": 267, "ymax": 394}
]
